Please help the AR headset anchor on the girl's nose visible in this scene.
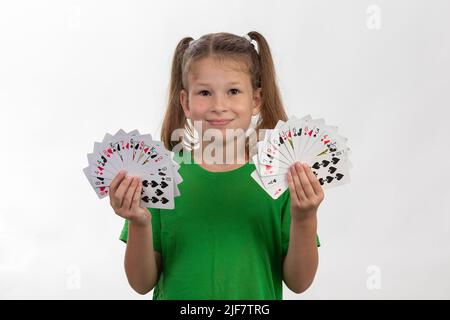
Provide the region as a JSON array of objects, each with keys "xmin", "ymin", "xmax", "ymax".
[{"xmin": 211, "ymin": 94, "xmax": 229, "ymax": 112}]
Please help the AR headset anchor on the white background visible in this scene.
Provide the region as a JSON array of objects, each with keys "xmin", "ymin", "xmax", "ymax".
[{"xmin": 1, "ymin": 0, "xmax": 449, "ymax": 299}]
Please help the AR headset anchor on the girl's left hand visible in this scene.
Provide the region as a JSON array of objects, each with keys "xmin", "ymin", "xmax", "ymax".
[{"xmin": 287, "ymin": 161, "xmax": 325, "ymax": 223}]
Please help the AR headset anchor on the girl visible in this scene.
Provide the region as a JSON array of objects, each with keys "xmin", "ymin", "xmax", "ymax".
[{"xmin": 110, "ymin": 31, "xmax": 323, "ymax": 300}]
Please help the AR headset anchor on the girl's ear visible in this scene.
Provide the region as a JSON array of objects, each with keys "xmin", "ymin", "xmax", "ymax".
[
  {"xmin": 180, "ymin": 89, "xmax": 191, "ymax": 118},
  {"xmin": 252, "ymin": 87, "xmax": 262, "ymax": 116}
]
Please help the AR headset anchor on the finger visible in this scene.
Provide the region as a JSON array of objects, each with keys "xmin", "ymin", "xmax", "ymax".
[
  {"xmin": 303, "ymin": 163, "xmax": 324, "ymax": 196},
  {"xmin": 115, "ymin": 175, "xmax": 134, "ymax": 208},
  {"xmin": 110, "ymin": 170, "xmax": 127, "ymax": 194},
  {"xmin": 122, "ymin": 177, "xmax": 138, "ymax": 211},
  {"xmin": 290, "ymin": 164, "xmax": 306, "ymax": 201},
  {"xmin": 295, "ymin": 162, "xmax": 315, "ymax": 198},
  {"xmin": 131, "ymin": 178, "xmax": 142, "ymax": 210},
  {"xmin": 287, "ymin": 170, "xmax": 300, "ymax": 207}
]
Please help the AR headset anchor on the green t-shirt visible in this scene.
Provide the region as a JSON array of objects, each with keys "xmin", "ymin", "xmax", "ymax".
[{"xmin": 120, "ymin": 151, "xmax": 320, "ymax": 300}]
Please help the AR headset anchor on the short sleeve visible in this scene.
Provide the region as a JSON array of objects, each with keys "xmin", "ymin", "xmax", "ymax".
[
  {"xmin": 281, "ymin": 192, "xmax": 321, "ymax": 256},
  {"xmin": 119, "ymin": 207, "xmax": 162, "ymax": 253}
]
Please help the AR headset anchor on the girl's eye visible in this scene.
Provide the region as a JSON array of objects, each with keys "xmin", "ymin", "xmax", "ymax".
[
  {"xmin": 229, "ymin": 88, "xmax": 240, "ymax": 95},
  {"xmin": 199, "ymin": 90, "xmax": 210, "ymax": 96}
]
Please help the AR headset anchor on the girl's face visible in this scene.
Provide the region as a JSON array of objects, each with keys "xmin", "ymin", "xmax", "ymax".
[{"xmin": 180, "ymin": 57, "xmax": 261, "ymax": 138}]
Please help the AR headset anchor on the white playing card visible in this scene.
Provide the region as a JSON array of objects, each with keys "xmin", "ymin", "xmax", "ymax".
[
  {"xmin": 305, "ymin": 149, "xmax": 351, "ymax": 189},
  {"xmin": 140, "ymin": 174, "xmax": 175, "ymax": 209},
  {"xmin": 84, "ymin": 129, "xmax": 182, "ymax": 208},
  {"xmin": 252, "ymin": 115, "xmax": 351, "ymax": 198},
  {"xmin": 252, "ymin": 154, "xmax": 289, "ymax": 177},
  {"xmin": 257, "ymin": 141, "xmax": 291, "ymax": 168},
  {"xmin": 83, "ymin": 167, "xmax": 110, "ymax": 198},
  {"xmin": 251, "ymin": 170, "xmax": 287, "ymax": 199},
  {"xmin": 266, "ymin": 120, "xmax": 295, "ymax": 163},
  {"xmin": 296, "ymin": 118, "xmax": 325, "ymax": 160}
]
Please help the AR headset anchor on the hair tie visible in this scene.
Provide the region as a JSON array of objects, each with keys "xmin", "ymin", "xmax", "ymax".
[{"xmin": 243, "ymin": 34, "xmax": 259, "ymax": 54}]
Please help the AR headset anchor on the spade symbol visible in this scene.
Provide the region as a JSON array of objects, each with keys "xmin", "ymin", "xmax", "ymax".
[
  {"xmin": 141, "ymin": 196, "xmax": 150, "ymax": 203},
  {"xmin": 318, "ymin": 178, "xmax": 325, "ymax": 185},
  {"xmin": 336, "ymin": 173, "xmax": 344, "ymax": 180},
  {"xmin": 151, "ymin": 196, "xmax": 159, "ymax": 203},
  {"xmin": 150, "ymin": 180, "xmax": 159, "ymax": 188},
  {"xmin": 326, "ymin": 176, "xmax": 334, "ymax": 183},
  {"xmin": 331, "ymin": 157, "xmax": 340, "ymax": 164},
  {"xmin": 151, "ymin": 154, "xmax": 157, "ymax": 159},
  {"xmin": 312, "ymin": 162, "xmax": 321, "ymax": 170},
  {"xmin": 160, "ymin": 181, "xmax": 168, "ymax": 188},
  {"xmin": 155, "ymin": 189, "xmax": 164, "ymax": 196},
  {"xmin": 142, "ymin": 180, "xmax": 149, "ymax": 187},
  {"xmin": 328, "ymin": 166, "xmax": 337, "ymax": 174},
  {"xmin": 321, "ymin": 160, "xmax": 330, "ymax": 167},
  {"xmin": 161, "ymin": 197, "xmax": 169, "ymax": 204},
  {"xmin": 279, "ymin": 136, "xmax": 284, "ymax": 145}
]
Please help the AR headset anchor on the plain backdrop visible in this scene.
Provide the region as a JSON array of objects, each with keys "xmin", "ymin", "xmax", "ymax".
[{"xmin": 1, "ymin": 0, "xmax": 449, "ymax": 299}]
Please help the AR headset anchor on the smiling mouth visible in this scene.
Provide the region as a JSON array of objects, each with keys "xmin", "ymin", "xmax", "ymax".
[{"xmin": 207, "ymin": 119, "xmax": 233, "ymax": 126}]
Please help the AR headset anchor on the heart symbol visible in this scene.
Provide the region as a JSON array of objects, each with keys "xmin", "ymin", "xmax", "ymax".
[{"xmin": 328, "ymin": 166, "xmax": 337, "ymax": 174}]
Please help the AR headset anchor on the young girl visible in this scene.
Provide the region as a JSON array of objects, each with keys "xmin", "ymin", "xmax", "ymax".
[{"xmin": 110, "ymin": 31, "xmax": 323, "ymax": 300}]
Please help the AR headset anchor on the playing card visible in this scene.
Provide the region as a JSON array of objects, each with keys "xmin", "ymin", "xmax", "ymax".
[
  {"xmin": 140, "ymin": 174, "xmax": 175, "ymax": 209},
  {"xmin": 304, "ymin": 149, "xmax": 351, "ymax": 189},
  {"xmin": 251, "ymin": 170, "xmax": 287, "ymax": 200},
  {"xmin": 84, "ymin": 129, "xmax": 182, "ymax": 208},
  {"xmin": 268, "ymin": 120, "xmax": 296, "ymax": 163},
  {"xmin": 252, "ymin": 115, "xmax": 351, "ymax": 197}
]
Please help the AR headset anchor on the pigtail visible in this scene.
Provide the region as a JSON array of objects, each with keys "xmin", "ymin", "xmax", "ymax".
[
  {"xmin": 161, "ymin": 37, "xmax": 193, "ymax": 151},
  {"xmin": 247, "ymin": 31, "xmax": 288, "ymax": 132}
]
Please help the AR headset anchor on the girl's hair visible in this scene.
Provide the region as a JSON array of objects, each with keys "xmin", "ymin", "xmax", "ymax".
[{"xmin": 160, "ymin": 31, "xmax": 288, "ymax": 155}]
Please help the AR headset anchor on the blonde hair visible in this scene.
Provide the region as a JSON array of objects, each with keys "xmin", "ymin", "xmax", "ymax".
[{"xmin": 160, "ymin": 31, "xmax": 288, "ymax": 158}]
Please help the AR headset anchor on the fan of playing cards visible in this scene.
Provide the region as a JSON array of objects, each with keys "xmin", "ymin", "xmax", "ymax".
[
  {"xmin": 251, "ymin": 115, "xmax": 352, "ymax": 199},
  {"xmin": 83, "ymin": 129, "xmax": 183, "ymax": 209}
]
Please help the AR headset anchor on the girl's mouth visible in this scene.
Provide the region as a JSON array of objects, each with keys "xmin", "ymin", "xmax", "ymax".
[{"xmin": 207, "ymin": 119, "xmax": 233, "ymax": 126}]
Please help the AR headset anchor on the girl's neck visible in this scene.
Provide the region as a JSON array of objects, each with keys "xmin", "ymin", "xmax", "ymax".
[{"xmin": 191, "ymin": 142, "xmax": 249, "ymax": 173}]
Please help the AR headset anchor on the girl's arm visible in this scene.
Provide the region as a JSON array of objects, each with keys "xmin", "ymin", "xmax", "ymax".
[
  {"xmin": 125, "ymin": 218, "xmax": 161, "ymax": 295},
  {"xmin": 283, "ymin": 162, "xmax": 323, "ymax": 293},
  {"xmin": 108, "ymin": 172, "xmax": 162, "ymax": 295},
  {"xmin": 282, "ymin": 216, "xmax": 318, "ymax": 293}
]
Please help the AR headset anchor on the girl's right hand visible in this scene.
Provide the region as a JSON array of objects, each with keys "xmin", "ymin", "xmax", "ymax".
[{"xmin": 109, "ymin": 170, "xmax": 150, "ymax": 228}]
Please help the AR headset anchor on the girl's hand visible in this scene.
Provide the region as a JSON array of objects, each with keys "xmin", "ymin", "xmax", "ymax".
[
  {"xmin": 109, "ymin": 170, "xmax": 150, "ymax": 228},
  {"xmin": 287, "ymin": 162, "xmax": 325, "ymax": 223}
]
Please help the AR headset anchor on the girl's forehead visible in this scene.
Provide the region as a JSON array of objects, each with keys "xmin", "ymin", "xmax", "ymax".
[{"xmin": 188, "ymin": 57, "xmax": 250, "ymax": 85}]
